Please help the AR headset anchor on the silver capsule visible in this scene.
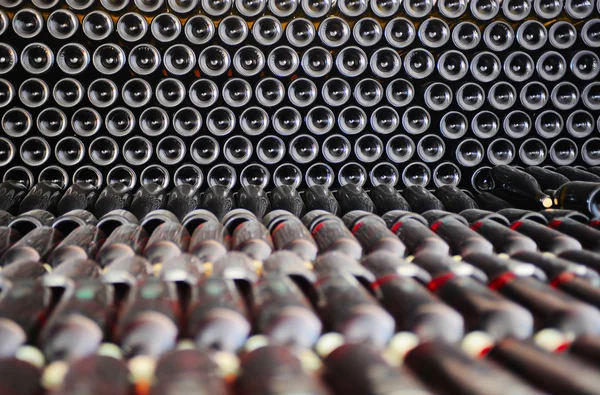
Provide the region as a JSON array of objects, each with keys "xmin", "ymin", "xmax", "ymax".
[
  {"xmin": 582, "ymin": 138, "xmax": 600, "ymax": 166},
  {"xmin": 206, "ymin": 164, "xmax": 237, "ymax": 189},
  {"xmin": 534, "ymin": 0, "xmax": 563, "ymax": 18},
  {"xmin": 185, "ymin": 15, "xmax": 214, "ymax": 45},
  {"xmin": 301, "ymin": 46, "xmax": 333, "ymax": 78},
  {"xmin": 164, "ymin": 44, "xmax": 195, "ymax": 76},
  {"xmin": 269, "ymin": 0, "xmax": 298, "ymax": 17},
  {"xmin": 89, "ymin": 136, "xmax": 119, "ymax": 167},
  {"xmin": 236, "ymin": 0, "xmax": 267, "ymax": 17},
  {"xmin": 487, "ymin": 138, "xmax": 516, "ymax": 166},
  {"xmin": 549, "ymin": 21, "xmax": 576, "ymax": 49},
  {"xmin": 240, "ymin": 107, "xmax": 269, "ymax": 136},
  {"xmin": 107, "ymin": 165, "xmax": 137, "ymax": 190},
  {"xmin": 535, "ymin": 110, "xmax": 563, "ymax": 139},
  {"xmin": 240, "ymin": 163, "xmax": 271, "ymax": 189},
  {"xmin": 424, "ymin": 82, "xmax": 453, "ymax": 111},
  {"xmin": 268, "ymin": 46, "xmax": 299, "ymax": 77},
  {"xmin": 353, "ymin": 18, "xmax": 382, "ymax": 47},
  {"xmin": 0, "ymin": 137, "xmax": 14, "ymax": 167},
  {"xmin": 189, "ymin": 79, "xmax": 219, "ymax": 108},
  {"xmin": 71, "ymin": 107, "xmax": 101, "ymax": 137},
  {"xmin": 470, "ymin": 52, "xmax": 501, "ymax": 83},
  {"xmin": 418, "ymin": 18, "xmax": 450, "ymax": 48},
  {"xmin": 289, "ymin": 134, "xmax": 319, "ymax": 164},
  {"xmin": 253, "ymin": 16, "xmax": 283, "ymax": 46},
  {"xmin": 403, "ymin": 0, "xmax": 433, "ymax": 17},
  {"xmin": 157, "ymin": 136, "xmax": 186, "ymax": 166},
  {"xmin": 37, "ymin": 108, "xmax": 67, "ymax": 137},
  {"xmin": 306, "ymin": 106, "xmax": 335, "ymax": 135},
  {"xmin": 440, "ymin": 111, "xmax": 468, "ymax": 140},
  {"xmin": 140, "ymin": 107, "xmax": 169, "ymax": 137},
  {"xmin": 402, "ymin": 106, "xmax": 430, "ymax": 135},
  {"xmin": 20, "ymin": 43, "xmax": 53, "ymax": 74},
  {"xmin": 122, "ymin": 78, "xmax": 152, "ymax": 108},
  {"xmin": 488, "ymin": 81, "xmax": 517, "ymax": 111},
  {"xmin": 416, "ymin": 134, "xmax": 445, "ymax": 163},
  {"xmin": 433, "ymin": 162, "xmax": 461, "ymax": 188},
  {"xmin": 13, "ymin": 8, "xmax": 43, "ymax": 38},
  {"xmin": 370, "ymin": 0, "xmax": 400, "ymax": 17},
  {"xmin": 404, "ymin": 48, "xmax": 434, "ymax": 79},
  {"xmin": 173, "ymin": 107, "xmax": 202, "ymax": 137},
  {"xmin": 472, "ymin": 110, "xmax": 500, "ymax": 139},
  {"xmin": 106, "ymin": 107, "xmax": 136, "ymax": 137},
  {"xmin": 452, "ymin": 22, "xmax": 481, "ymax": 51},
  {"xmin": 117, "ymin": 13, "xmax": 148, "ymax": 42},
  {"xmin": 565, "ymin": 0, "xmax": 594, "ymax": 18},
  {"xmin": 20, "ymin": 137, "xmax": 50, "ymax": 167},
  {"xmin": 516, "ymin": 20, "xmax": 547, "ymax": 51},
  {"xmin": 318, "ymin": 16, "xmax": 350, "ymax": 48},
  {"xmin": 301, "ymin": 0, "xmax": 331, "ymax": 18},
  {"xmin": 519, "ymin": 81, "xmax": 548, "ymax": 111},
  {"xmin": 93, "ymin": 44, "xmax": 126, "ymax": 75},
  {"xmin": 257, "ymin": 135, "xmax": 286, "ymax": 165},
  {"xmin": 285, "ymin": 18, "xmax": 315, "ymax": 48},
  {"xmin": 123, "ymin": 136, "xmax": 153, "ymax": 166},
  {"xmin": 305, "ymin": 163, "xmax": 335, "ymax": 188},
  {"xmin": 47, "ymin": 9, "xmax": 79, "ymax": 39},
  {"xmin": 551, "ymin": 82, "xmax": 580, "ymax": 111},
  {"xmin": 338, "ymin": 106, "xmax": 367, "ymax": 135},
  {"xmin": 218, "ymin": 16, "xmax": 248, "ymax": 46},
  {"xmin": 566, "ymin": 110, "xmax": 595, "ymax": 138},
  {"xmin": 129, "ymin": 44, "xmax": 161, "ymax": 75},
  {"xmin": 18, "ymin": 78, "xmax": 49, "ymax": 109},
  {"xmin": 207, "ymin": 107, "xmax": 236, "ymax": 137},
  {"xmin": 402, "ymin": 162, "xmax": 431, "ymax": 188},
  {"xmin": 386, "ymin": 135, "xmax": 415, "ymax": 164},
  {"xmin": 370, "ymin": 162, "xmax": 400, "ymax": 187},
  {"xmin": 273, "ymin": 107, "xmax": 301, "ymax": 136},
  {"xmin": 549, "ymin": 138, "xmax": 578, "ymax": 166},
  {"xmin": 224, "ymin": 135, "xmax": 253, "ymax": 165},
  {"xmin": 56, "ymin": 44, "xmax": 90, "ymax": 75},
  {"xmin": 174, "ymin": 164, "xmax": 203, "ymax": 190},
  {"xmin": 504, "ymin": 51, "xmax": 534, "ymax": 83},
  {"xmin": 483, "ymin": 21, "xmax": 514, "ymax": 51},
  {"xmin": 191, "ymin": 136, "xmax": 220, "ymax": 165},
  {"xmin": 322, "ymin": 134, "xmax": 351, "ymax": 164},
  {"xmin": 255, "ymin": 78, "xmax": 285, "ymax": 107},
  {"xmin": 502, "ymin": 0, "xmax": 530, "ymax": 20},
  {"xmin": 2, "ymin": 166, "xmax": 34, "ymax": 189},
  {"xmin": 155, "ymin": 78, "xmax": 186, "ymax": 108},
  {"xmin": 354, "ymin": 134, "xmax": 383, "ymax": 163},
  {"xmin": 233, "ymin": 46, "xmax": 264, "ymax": 77},
  {"xmin": 456, "ymin": 82, "xmax": 485, "ymax": 111},
  {"xmin": 582, "ymin": 82, "xmax": 600, "ymax": 111},
  {"xmin": 503, "ymin": 110, "xmax": 532, "ymax": 139},
  {"xmin": 384, "ymin": 18, "xmax": 416, "ymax": 49},
  {"xmin": 201, "ymin": 0, "xmax": 233, "ymax": 16},
  {"xmin": 322, "ymin": 78, "xmax": 351, "ymax": 107},
  {"xmin": 169, "ymin": 0, "xmax": 198, "ymax": 13},
  {"xmin": 519, "ymin": 138, "xmax": 547, "ymax": 166},
  {"xmin": 88, "ymin": 78, "xmax": 118, "ymax": 108},
  {"xmin": 470, "ymin": 0, "xmax": 499, "ymax": 20},
  {"xmin": 55, "ymin": 137, "xmax": 85, "ymax": 166},
  {"xmin": 273, "ymin": 163, "xmax": 302, "ymax": 188},
  {"xmin": 456, "ymin": 139, "xmax": 484, "ymax": 168},
  {"xmin": 570, "ymin": 51, "xmax": 600, "ymax": 81}
]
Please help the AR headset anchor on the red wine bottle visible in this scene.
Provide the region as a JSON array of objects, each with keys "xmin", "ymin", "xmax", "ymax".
[
  {"xmin": 166, "ymin": 184, "xmax": 201, "ymax": 222},
  {"xmin": 143, "ymin": 222, "xmax": 190, "ymax": 264},
  {"xmin": 302, "ymin": 185, "xmax": 340, "ymax": 215},
  {"xmin": 423, "ymin": 212, "xmax": 494, "ymax": 257},
  {"xmin": 188, "ymin": 221, "xmax": 230, "ymax": 264},
  {"xmin": 95, "ymin": 224, "xmax": 148, "ymax": 268},
  {"xmin": 510, "ymin": 219, "xmax": 582, "ymax": 254},
  {"xmin": 236, "ymin": 185, "xmax": 271, "ymax": 221},
  {"xmin": 547, "ymin": 217, "xmax": 600, "ymax": 252},
  {"xmin": 48, "ymin": 225, "xmax": 105, "ymax": 268},
  {"xmin": 231, "ymin": 220, "xmax": 273, "ymax": 261},
  {"xmin": 524, "ymin": 166, "xmax": 570, "ymax": 191},
  {"xmin": 0, "ymin": 259, "xmax": 46, "ymax": 282},
  {"xmin": 0, "ymin": 226, "xmax": 63, "ymax": 266},
  {"xmin": 368, "ymin": 184, "xmax": 412, "ymax": 215}
]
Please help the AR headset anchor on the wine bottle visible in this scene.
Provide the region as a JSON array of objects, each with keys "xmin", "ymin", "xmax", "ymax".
[
  {"xmin": 201, "ymin": 185, "xmax": 234, "ymax": 221},
  {"xmin": 52, "ymin": 210, "xmax": 98, "ymax": 236},
  {"xmin": 189, "ymin": 221, "xmax": 230, "ymax": 264},
  {"xmin": 156, "ymin": 254, "xmax": 205, "ymax": 285},
  {"xmin": 435, "ymin": 185, "xmax": 479, "ymax": 213},
  {"xmin": 401, "ymin": 186, "xmax": 445, "ymax": 214},
  {"xmin": 48, "ymin": 225, "xmax": 105, "ymax": 268},
  {"xmin": 335, "ymin": 184, "xmax": 375, "ymax": 215},
  {"xmin": 96, "ymin": 210, "xmax": 138, "ymax": 237},
  {"xmin": 0, "ymin": 227, "xmax": 63, "ymax": 266},
  {"xmin": 474, "ymin": 192, "xmax": 514, "ymax": 211},
  {"xmin": 547, "ymin": 217, "xmax": 600, "ymax": 252},
  {"xmin": 423, "ymin": 212, "xmax": 494, "ymax": 257},
  {"xmin": 53, "ymin": 355, "xmax": 130, "ymax": 395},
  {"xmin": 129, "ymin": 184, "xmax": 167, "ymax": 222},
  {"xmin": 93, "ymin": 183, "xmax": 133, "ymax": 219},
  {"xmin": 271, "ymin": 218, "xmax": 318, "ymax": 262},
  {"xmin": 539, "ymin": 209, "xmax": 589, "ymax": 224},
  {"xmin": 269, "ymin": 185, "xmax": 305, "ymax": 218},
  {"xmin": 553, "ymin": 181, "xmax": 600, "ymax": 218},
  {"xmin": 262, "ymin": 250, "xmax": 318, "ymax": 289},
  {"xmin": 560, "ymin": 249, "xmax": 600, "ymax": 274},
  {"xmin": 231, "ymin": 220, "xmax": 273, "ymax": 262},
  {"xmin": 469, "ymin": 219, "xmax": 537, "ymax": 255},
  {"xmin": 510, "ymin": 219, "xmax": 582, "ymax": 254},
  {"xmin": 524, "ymin": 166, "xmax": 570, "ymax": 190},
  {"xmin": 369, "ymin": 185, "xmax": 412, "ymax": 215},
  {"xmin": 556, "ymin": 166, "xmax": 600, "ymax": 182},
  {"xmin": 0, "ymin": 357, "xmax": 42, "ymax": 395},
  {"xmin": 313, "ymin": 251, "xmax": 376, "ymax": 288},
  {"xmin": 45, "ymin": 259, "xmax": 102, "ymax": 288},
  {"xmin": 350, "ymin": 215, "xmax": 406, "ymax": 257},
  {"xmin": 490, "ymin": 165, "xmax": 553, "ymax": 209},
  {"xmin": 235, "ymin": 185, "xmax": 271, "ymax": 221},
  {"xmin": 0, "ymin": 181, "xmax": 28, "ymax": 214},
  {"xmin": 0, "ymin": 259, "xmax": 45, "ymax": 282},
  {"xmin": 95, "ymin": 224, "xmax": 148, "ymax": 269},
  {"xmin": 55, "ymin": 182, "xmax": 99, "ymax": 217},
  {"xmin": 143, "ymin": 222, "xmax": 190, "ymax": 265},
  {"xmin": 102, "ymin": 256, "xmax": 153, "ymax": 291},
  {"xmin": 8, "ymin": 209, "xmax": 54, "ymax": 236},
  {"xmin": 310, "ymin": 217, "xmax": 362, "ymax": 260},
  {"xmin": 19, "ymin": 182, "xmax": 63, "ymax": 214},
  {"xmin": 181, "ymin": 209, "xmax": 219, "ymax": 235},
  {"xmin": 302, "ymin": 185, "xmax": 340, "ymax": 215},
  {"xmin": 497, "ymin": 208, "xmax": 548, "ymax": 225},
  {"xmin": 139, "ymin": 210, "xmax": 180, "ymax": 236},
  {"xmin": 165, "ymin": 184, "xmax": 200, "ymax": 222},
  {"xmin": 388, "ymin": 216, "xmax": 450, "ymax": 257}
]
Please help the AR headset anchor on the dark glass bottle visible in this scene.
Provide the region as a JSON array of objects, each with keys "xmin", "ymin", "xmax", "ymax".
[
  {"xmin": 423, "ymin": 212, "xmax": 494, "ymax": 257},
  {"xmin": 269, "ymin": 185, "xmax": 305, "ymax": 217},
  {"xmin": 8, "ymin": 209, "xmax": 54, "ymax": 236},
  {"xmin": 55, "ymin": 182, "xmax": 99, "ymax": 216},
  {"xmin": 19, "ymin": 181, "xmax": 63, "ymax": 214},
  {"xmin": 0, "ymin": 226, "xmax": 63, "ymax": 266},
  {"xmin": 56, "ymin": 355, "xmax": 130, "ymax": 395},
  {"xmin": 52, "ymin": 210, "xmax": 98, "ymax": 236},
  {"xmin": 0, "ymin": 181, "xmax": 28, "ymax": 214},
  {"xmin": 200, "ymin": 185, "xmax": 234, "ymax": 221},
  {"xmin": 474, "ymin": 192, "xmax": 513, "ymax": 211},
  {"xmin": 368, "ymin": 184, "xmax": 411, "ymax": 215},
  {"xmin": 236, "ymin": 185, "xmax": 271, "ymax": 221},
  {"xmin": 165, "ymin": 184, "xmax": 201, "ymax": 222},
  {"xmin": 94, "ymin": 183, "xmax": 133, "ymax": 219},
  {"xmin": 302, "ymin": 185, "xmax": 340, "ymax": 215},
  {"xmin": 524, "ymin": 166, "xmax": 570, "ymax": 190},
  {"xmin": 336, "ymin": 184, "xmax": 375, "ymax": 214},
  {"xmin": 95, "ymin": 224, "xmax": 148, "ymax": 268},
  {"xmin": 270, "ymin": 217, "xmax": 318, "ymax": 261},
  {"xmin": 553, "ymin": 181, "xmax": 600, "ymax": 219},
  {"xmin": 144, "ymin": 222, "xmax": 190, "ymax": 264},
  {"xmin": 401, "ymin": 186, "xmax": 445, "ymax": 214},
  {"xmin": 189, "ymin": 221, "xmax": 230, "ymax": 263},
  {"xmin": 490, "ymin": 165, "xmax": 553, "ymax": 209},
  {"xmin": 48, "ymin": 225, "xmax": 105, "ymax": 268},
  {"xmin": 129, "ymin": 183, "xmax": 167, "ymax": 221},
  {"xmin": 231, "ymin": 220, "xmax": 273, "ymax": 261},
  {"xmin": 555, "ymin": 166, "xmax": 600, "ymax": 182},
  {"xmin": 435, "ymin": 185, "xmax": 479, "ymax": 213}
]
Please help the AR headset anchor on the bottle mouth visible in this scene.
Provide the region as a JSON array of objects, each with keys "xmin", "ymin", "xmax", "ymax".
[
  {"xmin": 13, "ymin": 8, "xmax": 43, "ymax": 38},
  {"xmin": 335, "ymin": 46, "xmax": 368, "ymax": 77},
  {"xmin": 184, "ymin": 15, "xmax": 215, "ymax": 46},
  {"xmin": 140, "ymin": 107, "xmax": 169, "ymax": 137},
  {"xmin": 402, "ymin": 162, "xmax": 431, "ymax": 187},
  {"xmin": 224, "ymin": 136, "xmax": 253, "ymax": 165},
  {"xmin": 416, "ymin": 134, "xmax": 445, "ymax": 163},
  {"xmin": 519, "ymin": 138, "xmax": 548, "ymax": 166},
  {"xmin": 488, "ymin": 81, "xmax": 517, "ymax": 111},
  {"xmin": 322, "ymin": 78, "xmax": 351, "ymax": 107},
  {"xmin": 72, "ymin": 107, "xmax": 101, "ymax": 137},
  {"xmin": 257, "ymin": 135, "xmax": 285, "ymax": 164},
  {"xmin": 371, "ymin": 0, "xmax": 400, "ymax": 17},
  {"xmin": 93, "ymin": 44, "xmax": 126, "ymax": 75},
  {"xmin": 353, "ymin": 18, "xmax": 382, "ymax": 47},
  {"xmin": 0, "ymin": 137, "xmax": 15, "ymax": 167},
  {"xmin": 440, "ymin": 111, "xmax": 468, "ymax": 139},
  {"xmin": 207, "ymin": 107, "xmax": 236, "ymax": 136},
  {"xmin": 240, "ymin": 163, "xmax": 271, "ymax": 189},
  {"xmin": 106, "ymin": 107, "xmax": 136, "ymax": 137},
  {"xmin": 471, "ymin": 166, "xmax": 493, "ymax": 192},
  {"xmin": 338, "ymin": 106, "xmax": 367, "ymax": 135},
  {"xmin": 402, "ymin": 106, "xmax": 431, "ymax": 135},
  {"xmin": 535, "ymin": 110, "xmax": 564, "ymax": 139},
  {"xmin": 253, "ymin": 16, "xmax": 283, "ymax": 46},
  {"xmin": 472, "ymin": 111, "xmax": 500, "ymax": 139},
  {"xmin": 89, "ymin": 136, "xmax": 119, "ymax": 166},
  {"xmin": 433, "ymin": 162, "xmax": 462, "ymax": 188},
  {"xmin": 566, "ymin": 110, "xmax": 595, "ymax": 138},
  {"xmin": 549, "ymin": 21, "xmax": 576, "ymax": 49},
  {"xmin": 269, "ymin": 0, "xmax": 298, "ymax": 16},
  {"xmin": 582, "ymin": 138, "xmax": 600, "ymax": 166},
  {"xmin": 323, "ymin": 134, "xmax": 351, "ymax": 164},
  {"xmin": 456, "ymin": 139, "xmax": 484, "ymax": 167},
  {"xmin": 157, "ymin": 136, "xmax": 186, "ymax": 165},
  {"xmin": 424, "ymin": 83, "xmax": 453, "ymax": 111},
  {"xmin": 240, "ymin": 107, "xmax": 269, "ymax": 136},
  {"xmin": 48, "ymin": 10, "xmax": 79, "ymax": 39},
  {"xmin": 438, "ymin": 0, "xmax": 467, "ymax": 17},
  {"xmin": 502, "ymin": 0, "xmax": 531, "ymax": 19},
  {"xmin": 174, "ymin": 164, "xmax": 204, "ymax": 190},
  {"xmin": 404, "ymin": 49, "xmax": 435, "ymax": 79},
  {"xmin": 38, "ymin": 165, "xmax": 69, "ymax": 190},
  {"xmin": 483, "ymin": 21, "xmax": 514, "ymax": 51},
  {"xmin": 338, "ymin": 162, "xmax": 367, "ymax": 187},
  {"xmin": 371, "ymin": 106, "xmax": 399, "ymax": 135},
  {"xmin": 306, "ymin": 163, "xmax": 334, "ymax": 188},
  {"xmin": 2, "ymin": 166, "xmax": 34, "ymax": 189},
  {"xmin": 202, "ymin": 0, "xmax": 233, "ymax": 16},
  {"xmin": 191, "ymin": 136, "xmax": 220, "ymax": 165},
  {"xmin": 302, "ymin": 0, "xmax": 332, "ymax": 18},
  {"xmin": 470, "ymin": 0, "xmax": 499, "ymax": 19},
  {"xmin": 117, "ymin": 13, "xmax": 148, "ymax": 42},
  {"xmin": 370, "ymin": 162, "xmax": 400, "ymax": 187},
  {"xmin": 122, "ymin": 78, "xmax": 152, "ymax": 108},
  {"xmin": 73, "ymin": 165, "xmax": 103, "ymax": 189},
  {"xmin": 354, "ymin": 134, "xmax": 383, "ymax": 163},
  {"xmin": 129, "ymin": 44, "xmax": 161, "ymax": 75},
  {"xmin": 255, "ymin": 78, "xmax": 284, "ymax": 107},
  {"xmin": 471, "ymin": 52, "xmax": 501, "ymax": 82},
  {"xmin": 21, "ymin": 43, "xmax": 53, "ymax": 74},
  {"xmin": 437, "ymin": 50, "xmax": 468, "ymax": 81},
  {"xmin": 306, "ymin": 106, "xmax": 335, "ymax": 135},
  {"xmin": 20, "ymin": 136, "xmax": 50, "ymax": 166},
  {"xmin": 517, "ymin": 21, "xmax": 548, "ymax": 51},
  {"xmin": 286, "ymin": 18, "xmax": 315, "ymax": 47},
  {"xmin": 404, "ymin": 0, "xmax": 433, "ymax": 17},
  {"xmin": 487, "ymin": 138, "xmax": 516, "ymax": 166},
  {"xmin": 386, "ymin": 135, "xmax": 415, "ymax": 164},
  {"xmin": 189, "ymin": 79, "xmax": 219, "ymax": 108},
  {"xmin": 233, "ymin": 46, "xmax": 265, "ymax": 77},
  {"xmin": 268, "ymin": 46, "xmax": 300, "ymax": 78},
  {"xmin": 301, "ymin": 46, "xmax": 333, "ymax": 78},
  {"xmin": 503, "ymin": 110, "xmax": 532, "ymax": 139},
  {"xmin": 536, "ymin": 51, "xmax": 567, "ymax": 81},
  {"xmin": 452, "ymin": 22, "xmax": 481, "ymax": 50},
  {"xmin": 18, "ymin": 78, "xmax": 49, "ymax": 108},
  {"xmin": 101, "ymin": 0, "xmax": 129, "ymax": 10},
  {"xmin": 207, "ymin": 164, "xmax": 237, "ymax": 189},
  {"xmin": 418, "ymin": 18, "xmax": 450, "ymax": 48},
  {"xmin": 582, "ymin": 82, "xmax": 600, "ymax": 110},
  {"xmin": 550, "ymin": 138, "xmax": 578, "ymax": 166},
  {"xmin": 168, "ymin": 0, "xmax": 199, "ymax": 12},
  {"xmin": 218, "ymin": 16, "xmax": 248, "ymax": 46},
  {"xmin": 164, "ymin": 44, "xmax": 195, "ymax": 76},
  {"xmin": 140, "ymin": 165, "xmax": 170, "ymax": 191},
  {"xmin": 273, "ymin": 107, "xmax": 301, "ymax": 136},
  {"xmin": 318, "ymin": 17, "xmax": 351, "ymax": 48},
  {"xmin": 570, "ymin": 51, "xmax": 600, "ymax": 81},
  {"xmin": 55, "ymin": 137, "xmax": 85, "ymax": 166},
  {"xmin": 354, "ymin": 79, "xmax": 383, "ymax": 108},
  {"xmin": 88, "ymin": 78, "xmax": 118, "ymax": 108},
  {"xmin": 273, "ymin": 164, "xmax": 302, "ymax": 188},
  {"xmin": 123, "ymin": 136, "xmax": 153, "ymax": 166}
]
